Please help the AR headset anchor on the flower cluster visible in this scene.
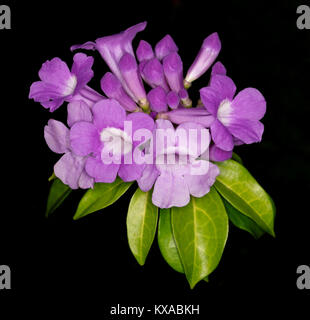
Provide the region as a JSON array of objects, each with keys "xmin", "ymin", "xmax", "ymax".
[{"xmin": 29, "ymin": 22, "xmax": 266, "ymax": 209}]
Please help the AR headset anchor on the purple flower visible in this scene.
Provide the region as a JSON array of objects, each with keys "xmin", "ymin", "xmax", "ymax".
[
  {"xmin": 29, "ymin": 53, "xmax": 95, "ymax": 112},
  {"xmin": 44, "ymin": 100, "xmax": 95, "ymax": 189},
  {"xmin": 147, "ymin": 86, "xmax": 168, "ymax": 113},
  {"xmin": 141, "ymin": 57, "xmax": 170, "ymax": 92},
  {"xmin": 155, "ymin": 35, "xmax": 178, "ymax": 60},
  {"xmin": 163, "ymin": 52, "xmax": 184, "ymax": 93},
  {"xmin": 136, "ymin": 40, "xmax": 154, "ymax": 62},
  {"xmin": 71, "ymin": 22, "xmax": 147, "ymax": 103},
  {"xmin": 100, "ymin": 72, "xmax": 139, "ymax": 112},
  {"xmin": 200, "ymin": 74, "xmax": 266, "ymax": 151},
  {"xmin": 69, "ymin": 99, "xmax": 154, "ymax": 183},
  {"xmin": 166, "ymin": 91, "xmax": 180, "ymax": 110},
  {"xmin": 184, "ymin": 32, "xmax": 221, "ymax": 88},
  {"xmin": 137, "ymin": 119, "xmax": 219, "ymax": 208}
]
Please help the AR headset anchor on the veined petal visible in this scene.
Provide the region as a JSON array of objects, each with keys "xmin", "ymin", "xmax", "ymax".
[
  {"xmin": 118, "ymin": 162, "xmax": 145, "ymax": 182},
  {"xmin": 152, "ymin": 171, "xmax": 189, "ymax": 208},
  {"xmin": 67, "ymin": 100, "xmax": 93, "ymax": 128},
  {"xmin": 44, "ymin": 119, "xmax": 70, "ymax": 154},
  {"xmin": 54, "ymin": 152, "xmax": 86, "ymax": 189},
  {"xmin": 184, "ymin": 161, "xmax": 219, "ymax": 197},
  {"xmin": 185, "ymin": 32, "xmax": 221, "ymax": 84},
  {"xmin": 78, "ymin": 170, "xmax": 94, "ymax": 189},
  {"xmin": 210, "ymin": 119, "xmax": 234, "ymax": 151},
  {"xmin": 155, "ymin": 34, "xmax": 178, "ymax": 60},
  {"xmin": 71, "ymin": 53, "xmax": 94, "ymax": 93},
  {"xmin": 231, "ymin": 88, "xmax": 266, "ymax": 121},
  {"xmin": 227, "ymin": 119, "xmax": 264, "ymax": 144}
]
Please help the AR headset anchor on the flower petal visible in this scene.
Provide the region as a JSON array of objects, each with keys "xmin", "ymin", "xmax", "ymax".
[
  {"xmin": 136, "ymin": 40, "xmax": 154, "ymax": 62},
  {"xmin": 137, "ymin": 164, "xmax": 160, "ymax": 192},
  {"xmin": 227, "ymin": 119, "xmax": 264, "ymax": 144},
  {"xmin": 44, "ymin": 119, "xmax": 70, "ymax": 154},
  {"xmin": 78, "ymin": 170, "xmax": 94, "ymax": 189},
  {"xmin": 184, "ymin": 162, "xmax": 219, "ymax": 197},
  {"xmin": 210, "ymin": 74, "xmax": 236, "ymax": 101},
  {"xmin": 85, "ymin": 156, "xmax": 119, "ymax": 183},
  {"xmin": 92, "ymin": 99, "xmax": 126, "ymax": 131},
  {"xmin": 231, "ymin": 88, "xmax": 266, "ymax": 121},
  {"xmin": 70, "ymin": 121, "xmax": 100, "ymax": 156},
  {"xmin": 152, "ymin": 171, "xmax": 190, "ymax": 208},
  {"xmin": 118, "ymin": 162, "xmax": 145, "ymax": 182},
  {"xmin": 147, "ymin": 86, "xmax": 168, "ymax": 113},
  {"xmin": 67, "ymin": 100, "xmax": 93, "ymax": 128},
  {"xmin": 209, "ymin": 144, "xmax": 232, "ymax": 161},
  {"xmin": 211, "ymin": 61, "xmax": 227, "ymax": 76},
  {"xmin": 54, "ymin": 153, "xmax": 86, "ymax": 189},
  {"xmin": 210, "ymin": 119, "xmax": 234, "ymax": 151},
  {"xmin": 155, "ymin": 35, "xmax": 178, "ymax": 61},
  {"xmin": 71, "ymin": 53, "xmax": 94, "ymax": 92},
  {"xmin": 163, "ymin": 52, "xmax": 184, "ymax": 93}
]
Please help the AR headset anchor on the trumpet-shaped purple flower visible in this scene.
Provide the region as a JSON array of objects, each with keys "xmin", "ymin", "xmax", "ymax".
[
  {"xmin": 166, "ymin": 91, "xmax": 180, "ymax": 109},
  {"xmin": 100, "ymin": 72, "xmax": 139, "ymax": 112},
  {"xmin": 200, "ymin": 74, "xmax": 266, "ymax": 151},
  {"xmin": 71, "ymin": 22, "xmax": 147, "ymax": 103},
  {"xmin": 70, "ymin": 99, "xmax": 154, "ymax": 183},
  {"xmin": 44, "ymin": 100, "xmax": 95, "ymax": 189},
  {"xmin": 137, "ymin": 119, "xmax": 219, "ymax": 208},
  {"xmin": 29, "ymin": 53, "xmax": 95, "ymax": 112},
  {"xmin": 163, "ymin": 52, "xmax": 184, "ymax": 94},
  {"xmin": 184, "ymin": 32, "xmax": 221, "ymax": 88},
  {"xmin": 147, "ymin": 86, "xmax": 168, "ymax": 113}
]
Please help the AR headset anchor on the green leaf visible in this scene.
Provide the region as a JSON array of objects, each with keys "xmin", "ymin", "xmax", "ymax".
[
  {"xmin": 171, "ymin": 187, "xmax": 228, "ymax": 289},
  {"xmin": 232, "ymin": 152, "xmax": 243, "ymax": 164},
  {"xmin": 222, "ymin": 197, "xmax": 265, "ymax": 239},
  {"xmin": 158, "ymin": 209, "xmax": 184, "ymax": 273},
  {"xmin": 46, "ymin": 178, "xmax": 72, "ymax": 217},
  {"xmin": 73, "ymin": 178, "xmax": 132, "ymax": 220},
  {"xmin": 215, "ymin": 159, "xmax": 276, "ymax": 237},
  {"xmin": 48, "ymin": 172, "xmax": 56, "ymax": 181},
  {"xmin": 127, "ymin": 189, "xmax": 158, "ymax": 266}
]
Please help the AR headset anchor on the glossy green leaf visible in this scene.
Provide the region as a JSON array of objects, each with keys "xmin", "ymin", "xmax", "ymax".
[
  {"xmin": 222, "ymin": 197, "xmax": 264, "ymax": 239},
  {"xmin": 158, "ymin": 209, "xmax": 184, "ymax": 273},
  {"xmin": 73, "ymin": 178, "xmax": 132, "ymax": 220},
  {"xmin": 215, "ymin": 159, "xmax": 276, "ymax": 237},
  {"xmin": 46, "ymin": 178, "xmax": 72, "ymax": 217},
  {"xmin": 171, "ymin": 187, "xmax": 228, "ymax": 289},
  {"xmin": 127, "ymin": 189, "xmax": 158, "ymax": 266}
]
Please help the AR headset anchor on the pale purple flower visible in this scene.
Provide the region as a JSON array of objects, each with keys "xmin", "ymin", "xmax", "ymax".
[
  {"xmin": 184, "ymin": 32, "xmax": 221, "ymax": 88},
  {"xmin": 44, "ymin": 100, "xmax": 95, "ymax": 189},
  {"xmin": 137, "ymin": 119, "xmax": 219, "ymax": 208},
  {"xmin": 70, "ymin": 99, "xmax": 154, "ymax": 183},
  {"xmin": 71, "ymin": 22, "xmax": 147, "ymax": 103},
  {"xmin": 29, "ymin": 53, "xmax": 95, "ymax": 112},
  {"xmin": 155, "ymin": 35, "xmax": 178, "ymax": 60},
  {"xmin": 100, "ymin": 72, "xmax": 139, "ymax": 112},
  {"xmin": 200, "ymin": 74, "xmax": 266, "ymax": 151}
]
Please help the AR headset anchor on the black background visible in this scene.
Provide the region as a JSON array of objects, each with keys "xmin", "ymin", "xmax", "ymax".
[{"xmin": 1, "ymin": 0, "xmax": 309, "ymax": 316}]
